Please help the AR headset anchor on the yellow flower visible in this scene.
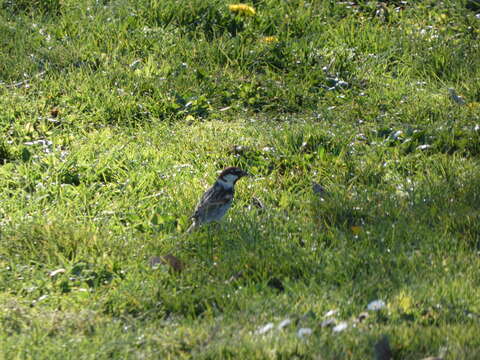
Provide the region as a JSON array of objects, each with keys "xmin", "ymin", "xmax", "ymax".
[
  {"xmin": 228, "ymin": 4, "xmax": 256, "ymax": 16},
  {"xmin": 392, "ymin": 291, "xmax": 414, "ymax": 314},
  {"xmin": 260, "ymin": 36, "xmax": 278, "ymax": 43}
]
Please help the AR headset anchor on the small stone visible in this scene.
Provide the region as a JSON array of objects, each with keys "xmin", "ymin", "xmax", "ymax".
[
  {"xmin": 448, "ymin": 88, "xmax": 466, "ymax": 105},
  {"xmin": 332, "ymin": 321, "xmax": 348, "ymax": 333},
  {"xmin": 367, "ymin": 300, "xmax": 386, "ymax": 311},
  {"xmin": 148, "ymin": 256, "xmax": 162, "ymax": 269},
  {"xmin": 312, "ymin": 182, "xmax": 326, "ymax": 195},
  {"xmin": 416, "ymin": 144, "xmax": 431, "ymax": 151}
]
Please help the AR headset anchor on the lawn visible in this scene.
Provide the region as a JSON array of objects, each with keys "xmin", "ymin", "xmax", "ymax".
[{"xmin": 0, "ymin": 0, "xmax": 480, "ymax": 358}]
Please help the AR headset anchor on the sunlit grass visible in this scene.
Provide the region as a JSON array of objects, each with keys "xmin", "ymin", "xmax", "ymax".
[{"xmin": 0, "ymin": 0, "xmax": 479, "ymax": 358}]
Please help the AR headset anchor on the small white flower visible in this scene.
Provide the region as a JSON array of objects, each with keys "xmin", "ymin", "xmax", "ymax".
[
  {"xmin": 297, "ymin": 328, "xmax": 313, "ymax": 339},
  {"xmin": 277, "ymin": 318, "xmax": 292, "ymax": 330},
  {"xmin": 324, "ymin": 309, "xmax": 338, "ymax": 318},
  {"xmin": 255, "ymin": 323, "xmax": 274, "ymax": 335}
]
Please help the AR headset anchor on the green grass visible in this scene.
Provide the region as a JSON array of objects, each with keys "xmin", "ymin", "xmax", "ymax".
[{"xmin": 1, "ymin": 0, "xmax": 480, "ymax": 358}]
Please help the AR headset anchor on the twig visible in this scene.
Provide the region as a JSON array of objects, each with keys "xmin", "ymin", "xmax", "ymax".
[{"xmin": 4, "ymin": 71, "xmax": 47, "ymax": 88}]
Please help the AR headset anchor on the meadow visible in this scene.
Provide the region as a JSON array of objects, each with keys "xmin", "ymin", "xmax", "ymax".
[{"xmin": 0, "ymin": 0, "xmax": 479, "ymax": 358}]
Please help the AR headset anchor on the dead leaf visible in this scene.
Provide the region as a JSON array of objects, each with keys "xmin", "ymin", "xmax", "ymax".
[
  {"xmin": 267, "ymin": 277, "xmax": 284, "ymax": 292},
  {"xmin": 161, "ymin": 253, "xmax": 185, "ymax": 272},
  {"xmin": 356, "ymin": 311, "xmax": 369, "ymax": 322},
  {"xmin": 50, "ymin": 108, "xmax": 59, "ymax": 118},
  {"xmin": 351, "ymin": 226, "xmax": 362, "ymax": 235},
  {"xmin": 374, "ymin": 335, "xmax": 392, "ymax": 360}
]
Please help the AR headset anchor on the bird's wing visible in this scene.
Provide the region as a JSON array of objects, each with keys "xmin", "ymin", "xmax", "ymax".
[{"xmin": 192, "ymin": 185, "xmax": 233, "ymax": 219}]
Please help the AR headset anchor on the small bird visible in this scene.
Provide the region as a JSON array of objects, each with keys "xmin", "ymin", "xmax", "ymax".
[{"xmin": 187, "ymin": 167, "xmax": 249, "ymax": 232}]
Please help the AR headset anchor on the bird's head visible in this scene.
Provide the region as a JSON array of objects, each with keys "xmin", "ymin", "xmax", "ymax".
[{"xmin": 217, "ymin": 167, "xmax": 249, "ymax": 187}]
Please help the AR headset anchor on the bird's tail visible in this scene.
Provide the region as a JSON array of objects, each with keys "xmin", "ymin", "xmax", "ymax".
[{"xmin": 186, "ymin": 220, "xmax": 198, "ymax": 233}]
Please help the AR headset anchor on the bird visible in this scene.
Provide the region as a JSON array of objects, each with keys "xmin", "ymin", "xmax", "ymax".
[{"xmin": 187, "ymin": 167, "xmax": 249, "ymax": 232}]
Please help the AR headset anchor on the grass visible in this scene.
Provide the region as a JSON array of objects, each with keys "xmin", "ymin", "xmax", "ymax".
[{"xmin": 0, "ymin": 0, "xmax": 480, "ymax": 358}]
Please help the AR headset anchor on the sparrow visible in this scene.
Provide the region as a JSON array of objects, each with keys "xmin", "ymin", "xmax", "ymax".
[{"xmin": 187, "ymin": 167, "xmax": 249, "ymax": 232}]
